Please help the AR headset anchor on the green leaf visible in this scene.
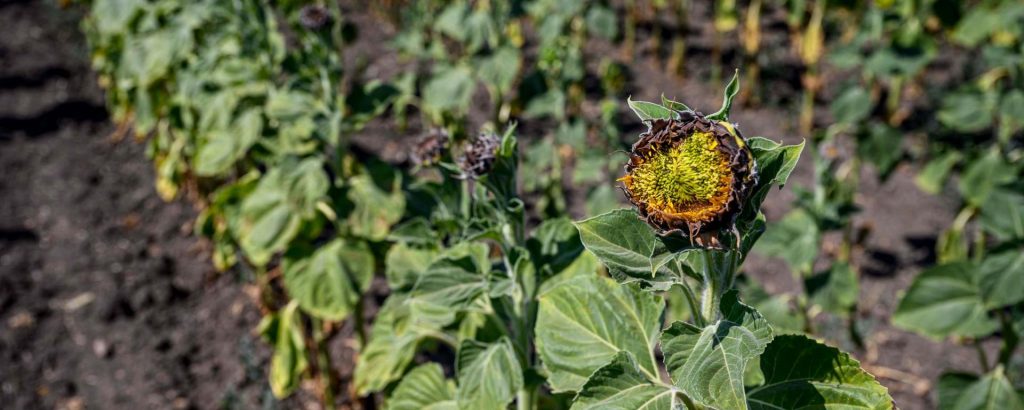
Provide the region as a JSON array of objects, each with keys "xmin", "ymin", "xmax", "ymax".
[
  {"xmin": 238, "ymin": 158, "xmax": 328, "ymax": 266},
  {"xmin": 455, "ymin": 338, "xmax": 524, "ymax": 410},
  {"xmin": 661, "ymin": 94, "xmax": 691, "ymax": 112},
  {"xmin": 740, "ymin": 138, "xmax": 805, "ymax": 235},
  {"xmin": 857, "ymin": 122, "xmax": 902, "ymax": 179},
  {"xmin": 939, "ymin": 91, "xmax": 996, "ymax": 133},
  {"xmin": 753, "ymin": 209, "xmax": 820, "ymax": 274},
  {"xmin": 535, "ymin": 275, "xmax": 663, "ymax": 392},
  {"xmin": 347, "ymin": 172, "xmax": 406, "ymax": 241},
  {"xmin": 585, "ymin": 6, "xmax": 618, "ymax": 41},
  {"xmin": 385, "ymin": 243, "xmax": 440, "ymax": 291},
  {"xmin": 574, "ymin": 209, "xmax": 681, "ymax": 282},
  {"xmin": 945, "ymin": 367, "xmax": 1024, "ymax": 410},
  {"xmin": 915, "ymin": 152, "xmax": 961, "ymax": 195},
  {"xmin": 476, "ymin": 47, "xmax": 522, "ymax": 94},
  {"xmin": 999, "ymin": 89, "xmax": 1024, "ymax": 142},
  {"xmin": 527, "ymin": 217, "xmax": 584, "ymax": 276},
  {"xmin": 660, "ymin": 291, "xmax": 772, "ymax": 410},
  {"xmin": 805, "ymin": 262, "xmax": 859, "ymax": 315},
  {"xmin": 707, "ymin": 69, "xmax": 740, "ymax": 121},
  {"xmin": 571, "ymin": 352, "xmax": 685, "ymax": 410},
  {"xmin": 626, "ymin": 97, "xmax": 680, "ymax": 122},
  {"xmin": 386, "ymin": 363, "xmax": 456, "ymax": 410},
  {"xmin": 959, "ymin": 150, "xmax": 1014, "ymax": 207},
  {"xmin": 830, "ymin": 86, "xmax": 873, "ymax": 125},
  {"xmin": 423, "ymin": 65, "xmax": 476, "ymax": 118},
  {"xmin": 746, "ymin": 335, "xmax": 893, "ymax": 410},
  {"xmin": 979, "ymin": 188, "xmax": 1024, "ymax": 242},
  {"xmin": 195, "ymin": 108, "xmax": 262, "ymax": 177},
  {"xmin": 354, "ymin": 296, "xmax": 431, "ymax": 395},
  {"xmin": 893, "ymin": 262, "xmax": 999, "ymax": 339},
  {"xmin": 257, "ymin": 301, "xmax": 308, "ymax": 398},
  {"xmin": 977, "ymin": 251, "xmax": 1024, "ymax": 309},
  {"xmin": 410, "ymin": 250, "xmax": 490, "ymax": 311},
  {"xmin": 282, "ymin": 240, "xmax": 374, "ymax": 320},
  {"xmin": 938, "ymin": 372, "xmax": 978, "ymax": 410}
]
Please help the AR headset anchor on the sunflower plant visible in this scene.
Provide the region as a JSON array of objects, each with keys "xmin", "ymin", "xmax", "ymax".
[{"xmin": 561, "ymin": 73, "xmax": 895, "ymax": 409}]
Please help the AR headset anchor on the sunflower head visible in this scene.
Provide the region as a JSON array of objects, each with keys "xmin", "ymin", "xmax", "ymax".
[
  {"xmin": 620, "ymin": 110, "xmax": 756, "ymax": 247},
  {"xmin": 457, "ymin": 131, "xmax": 501, "ymax": 179}
]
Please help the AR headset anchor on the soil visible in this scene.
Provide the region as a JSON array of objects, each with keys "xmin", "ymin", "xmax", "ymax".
[{"xmin": 0, "ymin": 1, "xmax": 998, "ymax": 410}]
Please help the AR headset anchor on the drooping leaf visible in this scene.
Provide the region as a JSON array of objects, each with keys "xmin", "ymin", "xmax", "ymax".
[
  {"xmin": 257, "ymin": 301, "xmax": 308, "ymax": 398},
  {"xmin": 746, "ymin": 335, "xmax": 893, "ymax": 410},
  {"xmin": 571, "ymin": 351, "xmax": 686, "ymax": 410},
  {"xmin": 915, "ymin": 152, "xmax": 961, "ymax": 195},
  {"xmin": 283, "ymin": 239, "xmax": 374, "ymax": 320},
  {"xmin": 347, "ymin": 171, "xmax": 406, "ymax": 241},
  {"xmin": 892, "ymin": 262, "xmax": 999, "ymax": 339},
  {"xmin": 527, "ymin": 217, "xmax": 585, "ymax": 276},
  {"xmin": 354, "ymin": 297, "xmax": 431, "ymax": 395},
  {"xmin": 386, "ymin": 363, "xmax": 456, "ymax": 410},
  {"xmin": 660, "ymin": 291, "xmax": 772, "ymax": 410},
  {"xmin": 455, "ymin": 338, "xmax": 524, "ymax": 410},
  {"xmin": 535, "ymin": 275, "xmax": 663, "ymax": 392}
]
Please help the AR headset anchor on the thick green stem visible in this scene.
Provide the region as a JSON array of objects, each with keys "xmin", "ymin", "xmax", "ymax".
[{"xmin": 516, "ymin": 386, "xmax": 537, "ymax": 410}]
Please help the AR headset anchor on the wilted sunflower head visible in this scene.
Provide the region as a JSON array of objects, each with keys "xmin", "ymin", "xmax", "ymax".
[
  {"xmin": 619, "ymin": 110, "xmax": 756, "ymax": 247},
  {"xmin": 299, "ymin": 5, "xmax": 330, "ymax": 30},
  {"xmin": 457, "ymin": 131, "xmax": 501, "ymax": 179}
]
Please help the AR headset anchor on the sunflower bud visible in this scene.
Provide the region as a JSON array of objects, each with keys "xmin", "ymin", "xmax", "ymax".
[
  {"xmin": 619, "ymin": 111, "xmax": 756, "ymax": 247},
  {"xmin": 299, "ymin": 5, "xmax": 330, "ymax": 30},
  {"xmin": 458, "ymin": 131, "xmax": 501, "ymax": 179},
  {"xmin": 410, "ymin": 128, "xmax": 450, "ymax": 167}
]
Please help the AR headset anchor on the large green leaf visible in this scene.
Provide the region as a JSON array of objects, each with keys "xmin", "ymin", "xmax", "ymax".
[
  {"xmin": 476, "ymin": 46, "xmax": 521, "ymax": 93},
  {"xmin": 238, "ymin": 158, "xmax": 328, "ymax": 265},
  {"xmin": 257, "ymin": 301, "xmax": 308, "ymax": 398},
  {"xmin": 423, "ymin": 65, "xmax": 476, "ymax": 118},
  {"xmin": 977, "ymin": 251, "xmax": 1024, "ymax": 309},
  {"xmin": 830, "ymin": 86, "xmax": 872, "ymax": 125},
  {"xmin": 746, "ymin": 335, "xmax": 893, "ymax": 410},
  {"xmin": 455, "ymin": 338, "xmax": 524, "ymax": 410},
  {"xmin": 386, "ymin": 363, "xmax": 456, "ymax": 410},
  {"xmin": 282, "ymin": 239, "xmax": 374, "ymax": 320},
  {"xmin": 944, "ymin": 367, "xmax": 1024, "ymax": 410},
  {"xmin": 410, "ymin": 256, "xmax": 490, "ymax": 312},
  {"xmin": 571, "ymin": 352, "xmax": 686, "ymax": 410},
  {"xmin": 347, "ymin": 172, "xmax": 406, "ymax": 241},
  {"xmin": 938, "ymin": 91, "xmax": 996, "ymax": 133},
  {"xmin": 385, "ymin": 243, "xmax": 440, "ymax": 291},
  {"xmin": 195, "ymin": 108, "xmax": 262, "ymax": 177},
  {"xmin": 354, "ymin": 297, "xmax": 431, "ymax": 395},
  {"xmin": 892, "ymin": 262, "xmax": 999, "ymax": 339},
  {"xmin": 857, "ymin": 123, "xmax": 902, "ymax": 179},
  {"xmin": 660, "ymin": 291, "xmax": 772, "ymax": 410},
  {"xmin": 574, "ymin": 209, "xmax": 680, "ymax": 282},
  {"xmin": 938, "ymin": 372, "xmax": 979, "ymax": 410},
  {"xmin": 535, "ymin": 275, "xmax": 664, "ymax": 392}
]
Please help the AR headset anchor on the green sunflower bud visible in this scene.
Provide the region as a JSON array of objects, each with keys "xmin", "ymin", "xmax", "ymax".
[{"xmin": 619, "ymin": 110, "xmax": 756, "ymax": 247}]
